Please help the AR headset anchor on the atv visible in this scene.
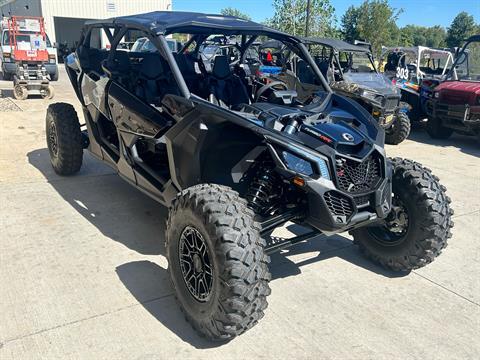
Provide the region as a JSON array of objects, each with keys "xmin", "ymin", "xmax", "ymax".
[
  {"xmin": 46, "ymin": 11, "xmax": 453, "ymax": 341},
  {"xmin": 426, "ymin": 35, "xmax": 480, "ymax": 141},
  {"xmin": 382, "ymin": 46, "xmax": 455, "ymax": 122},
  {"xmin": 301, "ymin": 37, "xmax": 411, "ymax": 145}
]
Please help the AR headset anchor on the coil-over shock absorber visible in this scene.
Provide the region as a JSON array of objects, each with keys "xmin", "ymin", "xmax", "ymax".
[{"xmin": 246, "ymin": 155, "xmax": 283, "ymax": 216}]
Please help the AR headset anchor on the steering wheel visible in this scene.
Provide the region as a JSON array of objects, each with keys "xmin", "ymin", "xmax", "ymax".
[{"xmin": 255, "ymin": 81, "xmax": 289, "ymax": 102}]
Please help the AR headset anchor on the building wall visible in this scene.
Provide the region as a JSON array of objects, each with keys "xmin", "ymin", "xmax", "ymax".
[
  {"xmin": 2, "ymin": 0, "xmax": 172, "ymax": 44},
  {"xmin": 42, "ymin": 0, "xmax": 172, "ymax": 44},
  {"xmin": 1, "ymin": 0, "xmax": 42, "ymax": 18}
]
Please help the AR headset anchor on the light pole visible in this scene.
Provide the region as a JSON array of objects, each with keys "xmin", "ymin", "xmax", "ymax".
[{"xmin": 305, "ymin": 0, "xmax": 311, "ymax": 37}]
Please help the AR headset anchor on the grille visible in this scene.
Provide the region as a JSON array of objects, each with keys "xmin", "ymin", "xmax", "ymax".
[
  {"xmin": 324, "ymin": 191, "xmax": 354, "ymax": 218},
  {"xmin": 335, "ymin": 153, "xmax": 382, "ymax": 194},
  {"xmin": 354, "ymin": 194, "xmax": 371, "ymax": 207},
  {"xmin": 384, "ymin": 97, "xmax": 399, "ymax": 112}
]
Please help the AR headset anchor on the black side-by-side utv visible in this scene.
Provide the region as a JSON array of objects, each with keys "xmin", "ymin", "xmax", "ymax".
[{"xmin": 45, "ymin": 11, "xmax": 453, "ymax": 341}]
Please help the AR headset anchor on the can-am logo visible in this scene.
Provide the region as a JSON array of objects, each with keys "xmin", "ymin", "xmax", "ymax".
[{"xmin": 342, "ymin": 133, "xmax": 354, "ymax": 142}]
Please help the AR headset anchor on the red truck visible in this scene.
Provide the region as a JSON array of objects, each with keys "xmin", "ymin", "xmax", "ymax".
[{"xmin": 426, "ymin": 35, "xmax": 480, "ymax": 141}]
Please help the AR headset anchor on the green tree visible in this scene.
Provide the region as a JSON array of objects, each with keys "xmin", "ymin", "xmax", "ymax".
[
  {"xmin": 341, "ymin": 5, "xmax": 360, "ymax": 42},
  {"xmin": 446, "ymin": 12, "xmax": 476, "ymax": 47},
  {"xmin": 398, "ymin": 25, "xmax": 446, "ymax": 48},
  {"xmin": 355, "ymin": 0, "xmax": 402, "ymax": 56},
  {"xmin": 267, "ymin": 0, "xmax": 337, "ymax": 37},
  {"xmin": 220, "ymin": 7, "xmax": 252, "ymax": 20}
]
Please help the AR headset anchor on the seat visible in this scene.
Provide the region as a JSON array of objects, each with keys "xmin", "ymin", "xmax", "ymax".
[
  {"xmin": 135, "ymin": 54, "xmax": 179, "ymax": 105},
  {"xmin": 207, "ymin": 55, "xmax": 250, "ymax": 107}
]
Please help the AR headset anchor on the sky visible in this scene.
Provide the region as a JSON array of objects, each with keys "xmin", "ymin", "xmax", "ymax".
[{"xmin": 174, "ymin": 0, "xmax": 480, "ymax": 28}]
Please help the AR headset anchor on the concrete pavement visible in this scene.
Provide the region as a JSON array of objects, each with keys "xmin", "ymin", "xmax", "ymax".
[{"xmin": 0, "ymin": 68, "xmax": 479, "ymax": 359}]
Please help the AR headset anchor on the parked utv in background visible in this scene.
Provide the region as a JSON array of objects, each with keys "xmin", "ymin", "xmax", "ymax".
[
  {"xmin": 302, "ymin": 38, "xmax": 411, "ymax": 144},
  {"xmin": 426, "ymin": 35, "xmax": 480, "ymax": 141},
  {"xmin": 46, "ymin": 11, "xmax": 453, "ymax": 341},
  {"xmin": 382, "ymin": 46, "xmax": 455, "ymax": 121}
]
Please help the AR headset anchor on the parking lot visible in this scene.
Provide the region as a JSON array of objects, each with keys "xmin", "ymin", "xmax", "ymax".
[{"xmin": 0, "ymin": 67, "xmax": 479, "ymax": 359}]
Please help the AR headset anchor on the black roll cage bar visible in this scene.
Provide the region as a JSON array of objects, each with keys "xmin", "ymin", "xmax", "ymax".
[{"xmin": 78, "ymin": 22, "xmax": 333, "ymax": 102}]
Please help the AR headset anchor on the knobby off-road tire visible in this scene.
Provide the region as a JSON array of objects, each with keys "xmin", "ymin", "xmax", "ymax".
[
  {"xmin": 351, "ymin": 157, "xmax": 453, "ymax": 271},
  {"xmin": 426, "ymin": 116, "xmax": 453, "ymax": 139},
  {"xmin": 385, "ymin": 112, "xmax": 411, "ymax": 145},
  {"xmin": 46, "ymin": 103, "xmax": 83, "ymax": 175},
  {"xmin": 166, "ymin": 184, "xmax": 271, "ymax": 341}
]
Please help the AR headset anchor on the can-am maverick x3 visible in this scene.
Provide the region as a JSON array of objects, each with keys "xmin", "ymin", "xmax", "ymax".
[{"xmin": 46, "ymin": 11, "xmax": 453, "ymax": 341}]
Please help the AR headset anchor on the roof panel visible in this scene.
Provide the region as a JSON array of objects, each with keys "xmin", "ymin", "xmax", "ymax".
[{"xmin": 302, "ymin": 37, "xmax": 369, "ymax": 52}]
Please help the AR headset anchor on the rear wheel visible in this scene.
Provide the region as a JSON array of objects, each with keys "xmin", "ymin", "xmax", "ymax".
[
  {"xmin": 385, "ymin": 112, "xmax": 411, "ymax": 145},
  {"xmin": 351, "ymin": 158, "xmax": 453, "ymax": 271},
  {"xmin": 166, "ymin": 184, "xmax": 271, "ymax": 341},
  {"xmin": 426, "ymin": 116, "xmax": 453, "ymax": 139},
  {"xmin": 45, "ymin": 103, "xmax": 83, "ymax": 175}
]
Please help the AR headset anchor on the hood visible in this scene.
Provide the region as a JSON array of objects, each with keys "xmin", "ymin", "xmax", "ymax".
[{"xmin": 436, "ymin": 81, "xmax": 480, "ymax": 105}]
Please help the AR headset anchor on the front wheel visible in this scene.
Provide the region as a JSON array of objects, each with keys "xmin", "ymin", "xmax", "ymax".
[
  {"xmin": 426, "ymin": 116, "xmax": 453, "ymax": 139},
  {"xmin": 166, "ymin": 184, "xmax": 271, "ymax": 341},
  {"xmin": 41, "ymin": 85, "xmax": 55, "ymax": 99},
  {"xmin": 385, "ymin": 112, "xmax": 411, "ymax": 145},
  {"xmin": 13, "ymin": 85, "xmax": 28, "ymax": 100},
  {"xmin": 351, "ymin": 158, "xmax": 453, "ymax": 271}
]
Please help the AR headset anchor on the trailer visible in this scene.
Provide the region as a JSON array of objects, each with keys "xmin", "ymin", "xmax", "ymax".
[{"xmin": 3, "ymin": 16, "xmax": 54, "ymax": 100}]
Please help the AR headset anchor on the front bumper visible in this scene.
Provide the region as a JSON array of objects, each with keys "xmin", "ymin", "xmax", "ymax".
[
  {"xmin": 302, "ymin": 150, "xmax": 393, "ymax": 234},
  {"xmin": 428, "ymin": 100, "xmax": 480, "ymax": 131}
]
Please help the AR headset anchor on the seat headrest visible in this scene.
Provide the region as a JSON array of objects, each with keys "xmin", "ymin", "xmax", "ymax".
[
  {"xmin": 139, "ymin": 55, "xmax": 165, "ymax": 79},
  {"xmin": 212, "ymin": 55, "xmax": 231, "ymax": 79}
]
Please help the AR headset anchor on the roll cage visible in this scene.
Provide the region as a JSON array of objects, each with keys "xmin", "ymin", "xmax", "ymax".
[
  {"xmin": 76, "ymin": 11, "xmax": 332, "ymax": 106},
  {"xmin": 302, "ymin": 37, "xmax": 377, "ymax": 82}
]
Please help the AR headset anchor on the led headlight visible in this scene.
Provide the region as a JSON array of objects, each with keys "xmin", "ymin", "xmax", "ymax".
[
  {"xmin": 360, "ymin": 89, "xmax": 383, "ymax": 104},
  {"xmin": 281, "ymin": 151, "xmax": 330, "ymax": 180}
]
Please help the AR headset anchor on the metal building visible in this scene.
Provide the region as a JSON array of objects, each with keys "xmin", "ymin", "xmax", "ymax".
[{"xmin": 0, "ymin": 0, "xmax": 172, "ymax": 48}]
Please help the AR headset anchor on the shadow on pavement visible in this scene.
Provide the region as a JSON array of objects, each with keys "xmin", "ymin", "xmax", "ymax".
[
  {"xmin": 408, "ymin": 127, "xmax": 479, "ymax": 157},
  {"xmin": 28, "ymin": 146, "xmax": 408, "ymax": 347},
  {"xmin": 269, "ymin": 224, "xmax": 408, "ymax": 280},
  {"xmin": 115, "ymin": 260, "xmax": 223, "ymax": 349},
  {"xmin": 28, "ymin": 148, "xmax": 167, "ymax": 256}
]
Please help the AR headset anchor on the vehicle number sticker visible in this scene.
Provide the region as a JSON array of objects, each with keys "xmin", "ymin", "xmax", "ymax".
[
  {"xmin": 396, "ymin": 66, "xmax": 409, "ymax": 80},
  {"xmin": 26, "ymin": 50, "xmax": 37, "ymax": 57}
]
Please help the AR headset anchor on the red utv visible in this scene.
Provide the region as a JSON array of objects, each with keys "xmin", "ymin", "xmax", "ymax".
[{"xmin": 426, "ymin": 35, "xmax": 480, "ymax": 141}]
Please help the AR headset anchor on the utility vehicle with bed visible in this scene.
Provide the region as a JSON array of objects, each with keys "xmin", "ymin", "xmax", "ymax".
[
  {"xmin": 426, "ymin": 35, "xmax": 480, "ymax": 141},
  {"xmin": 45, "ymin": 12, "xmax": 453, "ymax": 341}
]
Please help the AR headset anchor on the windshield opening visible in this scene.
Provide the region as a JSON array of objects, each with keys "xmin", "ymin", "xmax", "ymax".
[
  {"xmin": 2, "ymin": 30, "xmax": 52, "ymax": 47},
  {"xmin": 339, "ymin": 51, "xmax": 376, "ymax": 74},
  {"xmin": 456, "ymin": 41, "xmax": 480, "ymax": 81}
]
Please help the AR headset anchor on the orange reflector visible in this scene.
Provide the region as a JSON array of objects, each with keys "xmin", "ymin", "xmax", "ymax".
[{"xmin": 292, "ymin": 176, "xmax": 305, "ymax": 187}]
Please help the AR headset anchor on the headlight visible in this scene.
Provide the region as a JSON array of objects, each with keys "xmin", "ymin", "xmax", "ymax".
[
  {"xmin": 280, "ymin": 151, "xmax": 330, "ymax": 180},
  {"xmin": 361, "ymin": 89, "xmax": 382, "ymax": 103},
  {"xmin": 434, "ymin": 92, "xmax": 440, "ymax": 99}
]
